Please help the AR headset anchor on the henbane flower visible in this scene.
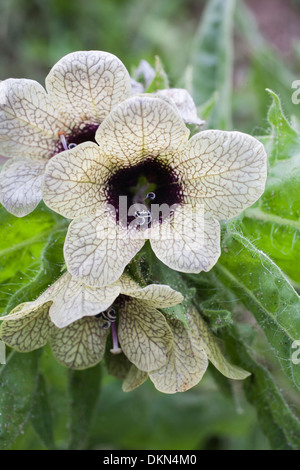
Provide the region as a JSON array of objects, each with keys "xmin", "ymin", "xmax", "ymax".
[
  {"xmin": 0, "ymin": 274, "xmax": 249, "ymax": 393},
  {"xmin": 0, "ymin": 272, "xmax": 183, "ymax": 371},
  {"xmin": 123, "ymin": 305, "xmax": 250, "ymax": 394},
  {"xmin": 43, "ymin": 94, "xmax": 267, "ymax": 288},
  {"xmin": 0, "ymin": 50, "xmax": 132, "ymax": 216}
]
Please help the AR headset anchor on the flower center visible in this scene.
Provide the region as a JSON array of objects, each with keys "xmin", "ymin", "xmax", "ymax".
[
  {"xmin": 56, "ymin": 124, "xmax": 99, "ymax": 154},
  {"xmin": 106, "ymin": 158, "xmax": 183, "ymax": 227}
]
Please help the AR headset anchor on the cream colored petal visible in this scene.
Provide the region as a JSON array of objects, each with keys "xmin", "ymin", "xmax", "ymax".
[
  {"xmin": 178, "ymin": 130, "xmax": 267, "ymax": 220},
  {"xmin": 43, "ymin": 142, "xmax": 112, "ymax": 218},
  {"xmin": 0, "ymin": 302, "xmax": 53, "ymax": 352},
  {"xmin": 0, "ymin": 79, "xmax": 66, "ymax": 158},
  {"xmin": 119, "ymin": 276, "xmax": 184, "ymax": 308},
  {"xmin": 33, "ymin": 272, "xmax": 71, "ymax": 305},
  {"xmin": 50, "ymin": 316, "xmax": 109, "ymax": 370},
  {"xmin": 64, "ymin": 213, "xmax": 145, "ymax": 287},
  {"xmin": 95, "ymin": 95, "xmax": 190, "ymax": 166},
  {"xmin": 0, "ymin": 302, "xmax": 37, "ymax": 321},
  {"xmin": 149, "ymin": 318, "xmax": 208, "ymax": 393},
  {"xmin": 156, "ymin": 89, "xmax": 204, "ymax": 126},
  {"xmin": 189, "ymin": 307, "xmax": 250, "ymax": 380},
  {"xmin": 46, "ymin": 51, "xmax": 131, "ymax": 128},
  {"xmin": 150, "ymin": 204, "xmax": 221, "ymax": 273},
  {"xmin": 0, "ymin": 157, "xmax": 46, "ymax": 216},
  {"xmin": 118, "ymin": 298, "xmax": 173, "ymax": 372},
  {"xmin": 48, "ymin": 272, "xmax": 121, "ymax": 328},
  {"xmin": 122, "ymin": 365, "xmax": 148, "ymax": 392}
]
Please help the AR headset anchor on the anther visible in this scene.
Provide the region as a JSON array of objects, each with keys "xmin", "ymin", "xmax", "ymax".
[
  {"xmin": 102, "ymin": 320, "xmax": 111, "ymax": 330},
  {"xmin": 101, "ymin": 307, "xmax": 117, "ymax": 323},
  {"xmin": 106, "ymin": 307, "xmax": 116, "ymax": 321},
  {"xmin": 134, "ymin": 209, "xmax": 152, "ymax": 226},
  {"xmin": 68, "ymin": 143, "xmax": 77, "ymax": 149},
  {"xmin": 146, "ymin": 192, "xmax": 156, "ymax": 200}
]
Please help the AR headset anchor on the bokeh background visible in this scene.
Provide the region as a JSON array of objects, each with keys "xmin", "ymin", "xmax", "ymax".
[
  {"xmin": 1, "ymin": 0, "xmax": 300, "ymax": 450},
  {"xmin": 1, "ymin": 0, "xmax": 300, "ymax": 133}
]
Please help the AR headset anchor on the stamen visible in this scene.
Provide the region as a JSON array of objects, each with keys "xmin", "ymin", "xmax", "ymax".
[
  {"xmin": 68, "ymin": 143, "xmax": 77, "ymax": 149},
  {"xmin": 106, "ymin": 159, "xmax": 184, "ymax": 227},
  {"xmin": 102, "ymin": 320, "xmax": 111, "ymax": 330},
  {"xmin": 146, "ymin": 192, "xmax": 156, "ymax": 200},
  {"xmin": 134, "ymin": 209, "xmax": 152, "ymax": 226},
  {"xmin": 100, "ymin": 307, "xmax": 117, "ymax": 323},
  {"xmin": 133, "ymin": 182, "xmax": 153, "ymax": 205},
  {"xmin": 95, "ymin": 312, "xmax": 112, "ymax": 329},
  {"xmin": 110, "ymin": 321, "xmax": 122, "ymax": 355},
  {"xmin": 58, "ymin": 131, "xmax": 68, "ymax": 151},
  {"xmin": 106, "ymin": 307, "xmax": 116, "ymax": 321}
]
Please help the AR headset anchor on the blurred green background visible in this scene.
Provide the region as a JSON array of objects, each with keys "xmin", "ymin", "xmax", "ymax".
[
  {"xmin": 1, "ymin": 0, "xmax": 300, "ymax": 133},
  {"xmin": 1, "ymin": 0, "xmax": 300, "ymax": 451}
]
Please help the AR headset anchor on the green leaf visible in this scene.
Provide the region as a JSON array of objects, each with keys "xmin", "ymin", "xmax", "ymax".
[
  {"xmin": 0, "ymin": 206, "xmax": 67, "ymax": 449},
  {"xmin": 0, "ymin": 349, "xmax": 41, "ymax": 449},
  {"xmin": 216, "ymin": 228, "xmax": 300, "ymax": 391},
  {"xmin": 189, "ymin": 0, "xmax": 235, "ymax": 129},
  {"xmin": 242, "ymin": 90, "xmax": 300, "ymax": 283},
  {"xmin": 147, "ymin": 246, "xmax": 195, "ymax": 325},
  {"xmin": 0, "ymin": 204, "xmax": 59, "ymax": 315},
  {"xmin": 30, "ymin": 373, "xmax": 55, "ymax": 449},
  {"xmin": 221, "ymin": 326, "xmax": 300, "ymax": 450},
  {"xmin": 68, "ymin": 365, "xmax": 102, "ymax": 450},
  {"xmin": 5, "ymin": 227, "xmax": 67, "ymax": 313},
  {"xmin": 146, "ymin": 56, "xmax": 169, "ymax": 92},
  {"xmin": 265, "ymin": 89, "xmax": 300, "ymax": 166},
  {"xmin": 201, "ymin": 307, "xmax": 233, "ymax": 330},
  {"xmin": 196, "ymin": 91, "xmax": 218, "ymax": 122},
  {"xmin": 184, "ymin": 273, "xmax": 234, "ymax": 329},
  {"xmin": 38, "ymin": 346, "xmax": 70, "ymax": 449}
]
